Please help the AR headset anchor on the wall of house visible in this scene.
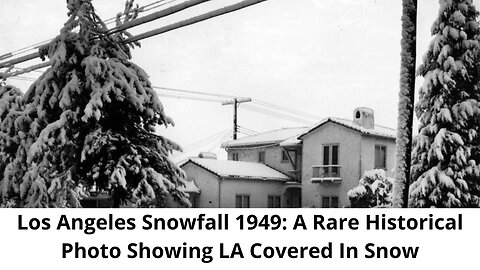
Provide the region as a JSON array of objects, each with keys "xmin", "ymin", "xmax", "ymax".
[
  {"xmin": 301, "ymin": 122, "xmax": 362, "ymax": 208},
  {"xmin": 227, "ymin": 146, "xmax": 297, "ymax": 175},
  {"xmin": 219, "ymin": 178, "xmax": 286, "ymax": 208},
  {"xmin": 179, "ymin": 162, "xmax": 221, "ymax": 208},
  {"xmin": 178, "ymin": 162, "xmax": 288, "ymax": 208},
  {"xmin": 359, "ymin": 136, "xmax": 397, "ymax": 178}
]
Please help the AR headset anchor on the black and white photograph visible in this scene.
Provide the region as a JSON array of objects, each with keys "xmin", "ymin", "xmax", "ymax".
[
  {"xmin": 3, "ymin": 1, "xmax": 480, "ymax": 269},
  {"xmin": 1, "ymin": 0, "xmax": 480, "ymax": 210}
]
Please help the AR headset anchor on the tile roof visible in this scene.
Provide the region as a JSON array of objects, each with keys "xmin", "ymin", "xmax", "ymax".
[
  {"xmin": 298, "ymin": 117, "xmax": 396, "ymax": 139},
  {"xmin": 221, "ymin": 127, "xmax": 307, "ymax": 148},
  {"xmin": 184, "ymin": 158, "xmax": 291, "ymax": 181},
  {"xmin": 278, "ymin": 135, "xmax": 302, "ymax": 147}
]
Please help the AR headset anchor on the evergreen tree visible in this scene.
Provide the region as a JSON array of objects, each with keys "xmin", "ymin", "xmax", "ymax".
[
  {"xmin": 410, "ymin": 0, "xmax": 480, "ymax": 207},
  {"xmin": 0, "ymin": 0, "xmax": 189, "ymax": 207},
  {"xmin": 0, "ymin": 84, "xmax": 24, "ymax": 206}
]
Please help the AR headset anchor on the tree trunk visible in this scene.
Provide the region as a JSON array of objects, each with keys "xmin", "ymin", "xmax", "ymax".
[{"xmin": 393, "ymin": 0, "xmax": 417, "ymax": 208}]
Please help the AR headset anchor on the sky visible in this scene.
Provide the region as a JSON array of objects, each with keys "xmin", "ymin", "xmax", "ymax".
[{"xmin": 1, "ymin": 0, "xmax": 479, "ymax": 161}]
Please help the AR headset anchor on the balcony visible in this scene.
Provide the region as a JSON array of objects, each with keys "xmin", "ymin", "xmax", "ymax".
[{"xmin": 311, "ymin": 165, "xmax": 341, "ymax": 183}]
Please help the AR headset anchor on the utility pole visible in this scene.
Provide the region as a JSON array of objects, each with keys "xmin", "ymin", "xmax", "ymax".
[{"xmin": 222, "ymin": 97, "xmax": 251, "ymax": 140}]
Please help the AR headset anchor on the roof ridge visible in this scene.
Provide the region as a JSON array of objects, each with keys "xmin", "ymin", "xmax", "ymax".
[
  {"xmin": 298, "ymin": 117, "xmax": 396, "ymax": 140},
  {"xmin": 330, "ymin": 117, "xmax": 395, "ymax": 131}
]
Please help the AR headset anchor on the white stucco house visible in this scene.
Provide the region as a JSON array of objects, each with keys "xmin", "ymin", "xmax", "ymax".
[
  {"xmin": 178, "ymin": 157, "xmax": 293, "ymax": 208},
  {"xmin": 221, "ymin": 127, "xmax": 307, "ymax": 207},
  {"xmin": 297, "ymin": 107, "xmax": 396, "ymax": 208},
  {"xmin": 175, "ymin": 107, "xmax": 396, "ymax": 208}
]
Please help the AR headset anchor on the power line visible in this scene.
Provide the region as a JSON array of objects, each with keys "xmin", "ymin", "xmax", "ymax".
[
  {"xmin": 2, "ymin": 75, "xmax": 321, "ymax": 127},
  {"xmin": 237, "ymin": 125, "xmax": 259, "ymax": 135},
  {"xmin": 172, "ymin": 129, "xmax": 232, "ymax": 157},
  {"xmin": 237, "ymin": 128, "xmax": 256, "ymax": 136},
  {"xmin": 6, "ymin": 76, "xmax": 36, "ymax": 82},
  {"xmin": 104, "ymin": 0, "xmax": 209, "ymax": 37},
  {"xmin": 241, "ymin": 104, "xmax": 315, "ymax": 125},
  {"xmin": 155, "ymin": 86, "xmax": 321, "ymax": 122},
  {"xmin": 0, "ymin": 0, "xmax": 178, "ymax": 61},
  {"xmin": 153, "ymin": 86, "xmax": 240, "ymax": 99},
  {"xmin": 156, "ymin": 92, "xmax": 224, "ymax": 103},
  {"xmin": 207, "ymin": 133, "xmax": 232, "ymax": 152},
  {"xmin": 252, "ymin": 99, "xmax": 322, "ymax": 120},
  {"xmin": 0, "ymin": 0, "xmax": 268, "ymax": 77},
  {"xmin": 0, "ymin": 0, "xmax": 210, "ymax": 70},
  {"xmin": 124, "ymin": 0, "xmax": 267, "ymax": 44},
  {"xmin": 180, "ymin": 129, "xmax": 231, "ymax": 152}
]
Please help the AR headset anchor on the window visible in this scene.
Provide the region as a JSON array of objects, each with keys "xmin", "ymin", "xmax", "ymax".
[
  {"xmin": 232, "ymin": 153, "xmax": 239, "ymax": 161},
  {"xmin": 323, "ymin": 145, "xmax": 338, "ymax": 166},
  {"xmin": 322, "ymin": 196, "xmax": 339, "ymax": 208},
  {"xmin": 281, "ymin": 150, "xmax": 289, "ymax": 163},
  {"xmin": 258, "ymin": 151, "xmax": 266, "ymax": 163},
  {"xmin": 235, "ymin": 195, "xmax": 250, "ymax": 208},
  {"xmin": 323, "ymin": 144, "xmax": 339, "ymax": 176},
  {"xmin": 282, "ymin": 150, "xmax": 295, "ymax": 163},
  {"xmin": 267, "ymin": 195, "xmax": 281, "ymax": 208},
  {"xmin": 374, "ymin": 145, "xmax": 387, "ymax": 169}
]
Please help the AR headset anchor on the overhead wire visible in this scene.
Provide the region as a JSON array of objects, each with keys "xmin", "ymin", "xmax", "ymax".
[
  {"xmin": 241, "ymin": 104, "xmax": 315, "ymax": 125},
  {"xmin": 153, "ymin": 86, "xmax": 239, "ymax": 99},
  {"xmin": 172, "ymin": 129, "xmax": 232, "ymax": 157},
  {"xmin": 154, "ymin": 86, "xmax": 320, "ymax": 122},
  {"xmin": 1, "ymin": 0, "xmax": 266, "ymax": 76},
  {"xmin": 237, "ymin": 130, "xmax": 255, "ymax": 136},
  {"xmin": 6, "ymin": 76, "xmax": 36, "ymax": 82},
  {"xmin": 237, "ymin": 126, "xmax": 257, "ymax": 136},
  {"xmin": 206, "ymin": 133, "xmax": 232, "ymax": 152},
  {"xmin": 0, "ymin": 0, "xmax": 177, "ymax": 61},
  {"xmin": 154, "ymin": 87, "xmax": 320, "ymax": 126},
  {"xmin": 173, "ymin": 132, "xmax": 231, "ymax": 159},
  {"xmin": 237, "ymin": 125, "xmax": 259, "ymax": 134},
  {"xmin": 252, "ymin": 99, "xmax": 322, "ymax": 120},
  {"xmin": 156, "ymin": 92, "xmax": 224, "ymax": 103},
  {"xmin": 179, "ymin": 129, "xmax": 232, "ymax": 152},
  {"xmin": 0, "ymin": 0, "xmax": 202, "ymax": 69}
]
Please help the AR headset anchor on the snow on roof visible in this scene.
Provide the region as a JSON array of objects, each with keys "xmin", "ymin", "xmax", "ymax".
[
  {"xmin": 278, "ymin": 135, "xmax": 302, "ymax": 147},
  {"xmin": 298, "ymin": 117, "xmax": 396, "ymax": 139},
  {"xmin": 221, "ymin": 127, "xmax": 307, "ymax": 148},
  {"xmin": 185, "ymin": 158, "xmax": 291, "ymax": 181},
  {"xmin": 179, "ymin": 179, "xmax": 200, "ymax": 193}
]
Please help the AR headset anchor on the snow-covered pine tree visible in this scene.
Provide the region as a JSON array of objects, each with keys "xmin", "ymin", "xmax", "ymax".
[
  {"xmin": 393, "ymin": 0, "xmax": 417, "ymax": 208},
  {"xmin": 0, "ymin": 84, "xmax": 24, "ymax": 206},
  {"xmin": 0, "ymin": 0, "xmax": 189, "ymax": 207},
  {"xmin": 410, "ymin": 0, "xmax": 480, "ymax": 207}
]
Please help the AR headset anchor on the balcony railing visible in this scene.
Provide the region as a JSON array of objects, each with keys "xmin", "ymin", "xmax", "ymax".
[{"xmin": 311, "ymin": 165, "xmax": 341, "ymax": 182}]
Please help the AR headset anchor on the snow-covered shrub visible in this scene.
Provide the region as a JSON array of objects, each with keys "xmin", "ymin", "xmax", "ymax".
[
  {"xmin": 410, "ymin": 0, "xmax": 480, "ymax": 207},
  {"xmin": 348, "ymin": 169, "xmax": 393, "ymax": 208},
  {"xmin": 0, "ymin": 0, "xmax": 189, "ymax": 207}
]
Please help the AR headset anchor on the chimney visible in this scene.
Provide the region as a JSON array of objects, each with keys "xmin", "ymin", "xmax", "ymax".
[
  {"xmin": 198, "ymin": 152, "xmax": 217, "ymax": 159},
  {"xmin": 353, "ymin": 107, "xmax": 374, "ymax": 129}
]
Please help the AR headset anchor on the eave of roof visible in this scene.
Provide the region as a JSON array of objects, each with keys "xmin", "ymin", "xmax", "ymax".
[
  {"xmin": 221, "ymin": 127, "xmax": 308, "ymax": 149},
  {"xmin": 182, "ymin": 158, "xmax": 291, "ymax": 181},
  {"xmin": 298, "ymin": 117, "xmax": 396, "ymax": 140}
]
